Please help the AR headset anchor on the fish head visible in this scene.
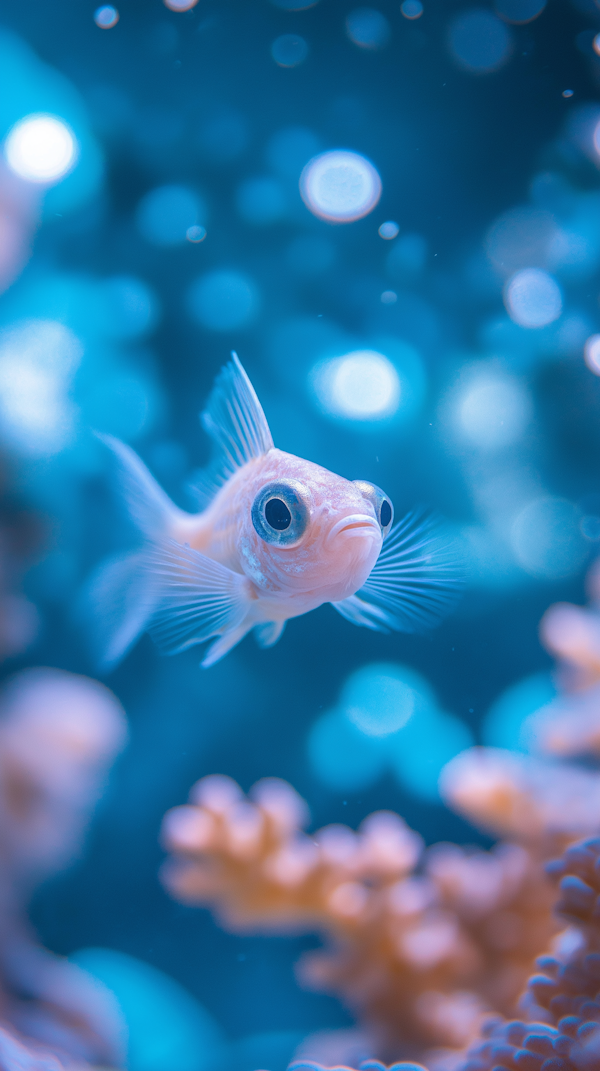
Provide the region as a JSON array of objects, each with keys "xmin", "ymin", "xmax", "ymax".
[{"xmin": 237, "ymin": 450, "xmax": 393, "ymax": 608}]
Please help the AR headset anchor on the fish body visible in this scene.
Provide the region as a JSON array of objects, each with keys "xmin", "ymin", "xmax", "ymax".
[{"xmin": 89, "ymin": 354, "xmax": 458, "ymax": 668}]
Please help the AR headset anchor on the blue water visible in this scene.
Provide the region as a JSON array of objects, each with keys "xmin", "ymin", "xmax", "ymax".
[{"xmin": 0, "ymin": 0, "xmax": 598, "ymax": 1066}]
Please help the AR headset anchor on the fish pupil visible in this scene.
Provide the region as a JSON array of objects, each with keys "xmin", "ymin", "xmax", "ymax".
[
  {"xmin": 380, "ymin": 500, "xmax": 392, "ymax": 528},
  {"xmin": 265, "ymin": 497, "xmax": 292, "ymax": 531}
]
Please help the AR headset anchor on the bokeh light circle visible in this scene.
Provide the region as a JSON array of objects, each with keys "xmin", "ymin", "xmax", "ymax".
[
  {"xmin": 136, "ymin": 185, "xmax": 206, "ymax": 247},
  {"xmin": 379, "ymin": 220, "xmax": 399, "ymax": 239},
  {"xmin": 271, "ymin": 34, "xmax": 309, "ymax": 67},
  {"xmin": 510, "ymin": 497, "xmax": 588, "ymax": 579},
  {"xmin": 300, "ymin": 150, "xmax": 382, "ymax": 223},
  {"xmin": 94, "ymin": 5, "xmax": 119, "ymax": 28},
  {"xmin": 504, "ymin": 268, "xmax": 562, "ymax": 328},
  {"xmin": 494, "ymin": 0, "xmax": 546, "ymax": 23},
  {"xmin": 186, "ymin": 225, "xmax": 206, "ymax": 243},
  {"xmin": 163, "ymin": 0, "xmax": 199, "ymax": 10},
  {"xmin": 457, "ymin": 372, "xmax": 532, "ymax": 449},
  {"xmin": 401, "ymin": 0, "xmax": 423, "ymax": 18},
  {"xmin": 584, "ymin": 334, "xmax": 600, "ymax": 375},
  {"xmin": 346, "ymin": 9, "xmax": 391, "ymax": 49},
  {"xmin": 5, "ymin": 114, "xmax": 78, "ymax": 184},
  {"xmin": 448, "ymin": 9, "xmax": 512, "ymax": 73},
  {"xmin": 344, "ymin": 666, "xmax": 416, "ymax": 737},
  {"xmin": 312, "ymin": 350, "xmax": 400, "ymax": 420},
  {"xmin": 186, "ymin": 269, "xmax": 260, "ymax": 331}
]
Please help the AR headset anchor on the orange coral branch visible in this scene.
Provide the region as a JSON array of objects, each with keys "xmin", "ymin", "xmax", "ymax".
[{"xmin": 161, "ymin": 775, "xmax": 556, "ymax": 1057}]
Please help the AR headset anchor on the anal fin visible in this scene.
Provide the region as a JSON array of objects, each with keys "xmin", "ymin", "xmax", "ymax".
[{"xmin": 255, "ymin": 620, "xmax": 286, "ymax": 649}]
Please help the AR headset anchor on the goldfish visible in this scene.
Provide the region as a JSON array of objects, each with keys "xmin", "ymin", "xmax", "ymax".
[{"xmin": 90, "ymin": 353, "xmax": 458, "ymax": 668}]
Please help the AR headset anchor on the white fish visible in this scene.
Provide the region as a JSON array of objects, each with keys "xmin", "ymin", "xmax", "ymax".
[{"xmin": 88, "ymin": 354, "xmax": 459, "ymax": 668}]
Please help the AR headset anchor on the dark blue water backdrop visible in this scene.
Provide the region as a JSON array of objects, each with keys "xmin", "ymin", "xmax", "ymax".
[{"xmin": 0, "ymin": 0, "xmax": 599, "ymax": 1066}]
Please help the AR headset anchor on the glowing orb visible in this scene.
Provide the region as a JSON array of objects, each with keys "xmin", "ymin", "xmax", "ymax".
[
  {"xmin": 187, "ymin": 270, "xmax": 259, "ymax": 331},
  {"xmin": 584, "ymin": 334, "xmax": 600, "ymax": 375},
  {"xmin": 271, "ymin": 34, "xmax": 308, "ymax": 67},
  {"xmin": 401, "ymin": 0, "xmax": 423, "ymax": 18},
  {"xmin": 504, "ymin": 268, "xmax": 562, "ymax": 328},
  {"xmin": 186, "ymin": 225, "xmax": 206, "ymax": 243},
  {"xmin": 163, "ymin": 0, "xmax": 199, "ymax": 10},
  {"xmin": 300, "ymin": 150, "xmax": 381, "ymax": 223},
  {"xmin": 457, "ymin": 372, "xmax": 532, "ymax": 449},
  {"xmin": 510, "ymin": 496, "xmax": 587, "ymax": 579},
  {"xmin": 346, "ymin": 8, "xmax": 390, "ymax": 50},
  {"xmin": 313, "ymin": 350, "xmax": 400, "ymax": 420},
  {"xmin": 94, "ymin": 5, "xmax": 119, "ymax": 27},
  {"xmin": 494, "ymin": 0, "xmax": 546, "ymax": 23},
  {"xmin": 136, "ymin": 185, "xmax": 205, "ymax": 247},
  {"xmin": 378, "ymin": 220, "xmax": 399, "ymax": 239},
  {"xmin": 448, "ymin": 9, "xmax": 512, "ymax": 73},
  {"xmin": 5, "ymin": 114, "xmax": 78, "ymax": 184}
]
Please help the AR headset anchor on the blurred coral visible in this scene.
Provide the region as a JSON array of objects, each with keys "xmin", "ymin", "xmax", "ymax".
[
  {"xmin": 159, "ymin": 556, "xmax": 600, "ymax": 1068},
  {"xmin": 0, "ymin": 667, "xmax": 128, "ymax": 1069},
  {"xmin": 521, "ymin": 561, "xmax": 600, "ymax": 759},
  {"xmin": 455, "ymin": 835, "xmax": 600, "ymax": 1071},
  {"xmin": 0, "ymin": 465, "xmax": 42, "ymax": 661},
  {"xmin": 439, "ymin": 747, "xmax": 600, "ymax": 847},
  {"xmin": 161, "ymin": 775, "xmax": 556, "ymax": 1058}
]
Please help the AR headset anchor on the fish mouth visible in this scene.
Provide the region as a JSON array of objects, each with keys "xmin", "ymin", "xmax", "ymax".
[{"xmin": 328, "ymin": 514, "xmax": 380, "ymax": 541}]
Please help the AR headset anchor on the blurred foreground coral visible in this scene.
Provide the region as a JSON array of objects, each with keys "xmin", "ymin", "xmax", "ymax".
[
  {"xmin": 161, "ymin": 555, "xmax": 600, "ymax": 1070},
  {"xmin": 0, "ymin": 666, "xmax": 127, "ymax": 1070}
]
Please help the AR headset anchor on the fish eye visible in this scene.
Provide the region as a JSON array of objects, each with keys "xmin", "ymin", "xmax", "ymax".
[
  {"xmin": 251, "ymin": 480, "xmax": 310, "ymax": 546},
  {"xmin": 353, "ymin": 480, "xmax": 394, "ymax": 537}
]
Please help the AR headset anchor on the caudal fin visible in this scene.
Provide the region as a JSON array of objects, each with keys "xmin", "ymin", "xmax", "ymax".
[
  {"xmin": 81, "ymin": 551, "xmax": 161, "ymax": 670},
  {"xmin": 84, "ymin": 436, "xmax": 190, "ymax": 670},
  {"xmin": 95, "ymin": 433, "xmax": 187, "ymax": 538}
]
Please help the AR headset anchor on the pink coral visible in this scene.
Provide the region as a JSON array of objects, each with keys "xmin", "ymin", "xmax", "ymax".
[
  {"xmin": 0, "ymin": 668, "xmax": 128, "ymax": 1069},
  {"xmin": 161, "ymin": 775, "xmax": 556, "ymax": 1057}
]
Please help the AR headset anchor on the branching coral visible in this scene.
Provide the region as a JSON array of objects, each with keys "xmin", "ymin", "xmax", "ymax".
[
  {"xmin": 0, "ymin": 667, "xmax": 128, "ymax": 1070},
  {"xmin": 455, "ymin": 836, "xmax": 600, "ymax": 1071},
  {"xmin": 160, "ymin": 556, "xmax": 600, "ymax": 1068},
  {"xmin": 160, "ymin": 775, "xmax": 556, "ymax": 1058}
]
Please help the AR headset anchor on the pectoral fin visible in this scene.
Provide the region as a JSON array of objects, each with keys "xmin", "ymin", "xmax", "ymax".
[
  {"xmin": 331, "ymin": 594, "xmax": 394, "ymax": 633},
  {"xmin": 146, "ymin": 540, "xmax": 251, "ymax": 655},
  {"xmin": 334, "ymin": 511, "xmax": 463, "ymax": 635}
]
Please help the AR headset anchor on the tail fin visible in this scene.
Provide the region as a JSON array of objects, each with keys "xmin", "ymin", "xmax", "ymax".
[
  {"xmin": 95, "ymin": 433, "xmax": 187, "ymax": 539},
  {"xmin": 85, "ymin": 436, "xmax": 190, "ymax": 670},
  {"xmin": 81, "ymin": 551, "xmax": 159, "ymax": 670}
]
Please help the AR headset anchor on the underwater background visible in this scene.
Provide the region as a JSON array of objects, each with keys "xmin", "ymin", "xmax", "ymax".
[{"xmin": 2, "ymin": 0, "xmax": 600, "ymax": 1068}]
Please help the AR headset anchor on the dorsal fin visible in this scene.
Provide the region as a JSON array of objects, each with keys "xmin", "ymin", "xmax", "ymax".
[{"xmin": 192, "ymin": 353, "xmax": 274, "ymax": 507}]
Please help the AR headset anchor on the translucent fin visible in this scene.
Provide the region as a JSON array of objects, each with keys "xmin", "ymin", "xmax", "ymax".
[
  {"xmin": 255, "ymin": 620, "xmax": 286, "ymax": 648},
  {"xmin": 192, "ymin": 352, "xmax": 274, "ymax": 507},
  {"xmin": 331, "ymin": 594, "xmax": 394, "ymax": 633},
  {"xmin": 146, "ymin": 540, "xmax": 251, "ymax": 655},
  {"xmin": 201, "ymin": 621, "xmax": 254, "ymax": 668},
  {"xmin": 96, "ymin": 433, "xmax": 185, "ymax": 539},
  {"xmin": 352, "ymin": 510, "xmax": 462, "ymax": 634},
  {"xmin": 81, "ymin": 550, "xmax": 160, "ymax": 670}
]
